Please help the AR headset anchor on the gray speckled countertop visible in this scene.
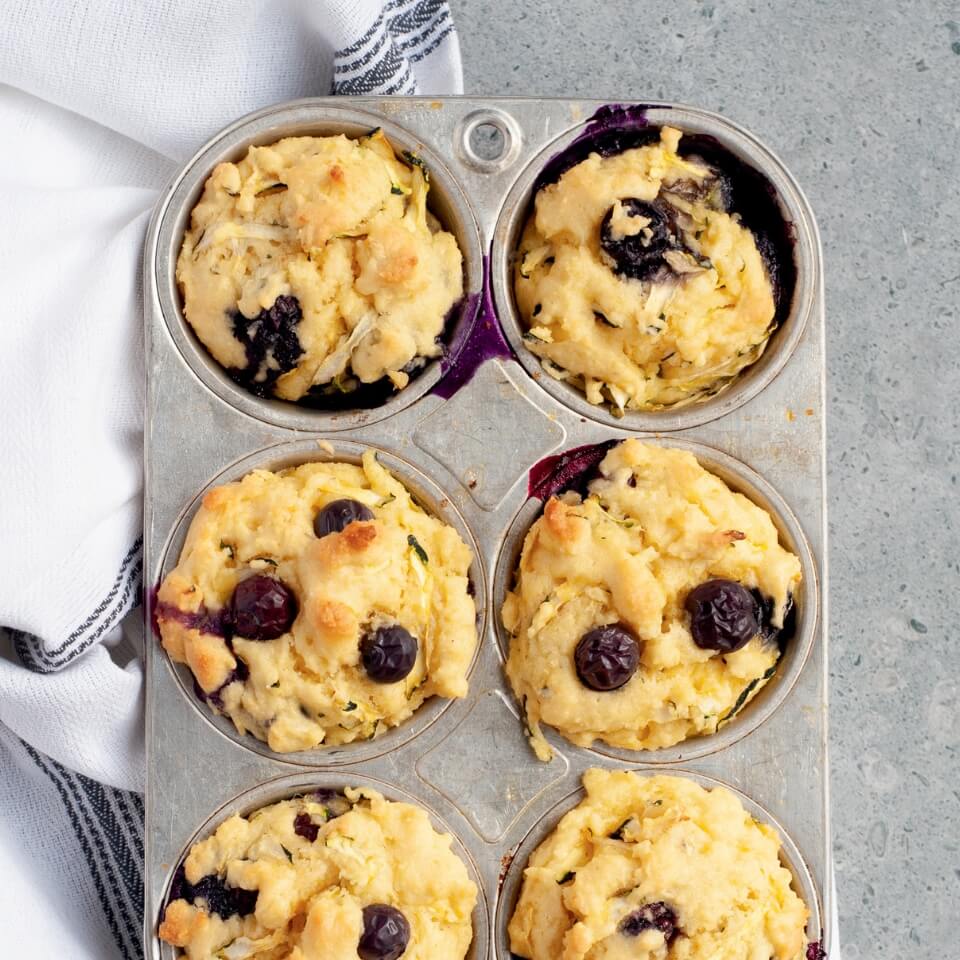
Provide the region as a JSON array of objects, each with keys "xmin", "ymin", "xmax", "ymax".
[{"xmin": 450, "ymin": 1, "xmax": 960, "ymax": 954}]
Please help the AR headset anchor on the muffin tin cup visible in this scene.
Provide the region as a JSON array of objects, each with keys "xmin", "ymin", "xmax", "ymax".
[
  {"xmin": 491, "ymin": 102, "xmax": 819, "ymax": 431},
  {"xmin": 145, "ymin": 97, "xmax": 830, "ymax": 960},
  {"xmin": 494, "ymin": 767, "xmax": 823, "ymax": 960},
  {"xmin": 149, "ymin": 100, "xmax": 484, "ymax": 432},
  {"xmin": 153, "ymin": 771, "xmax": 490, "ymax": 960},
  {"xmin": 154, "ymin": 437, "xmax": 488, "ymax": 767},
  {"xmin": 492, "ymin": 436, "xmax": 819, "ymax": 765}
]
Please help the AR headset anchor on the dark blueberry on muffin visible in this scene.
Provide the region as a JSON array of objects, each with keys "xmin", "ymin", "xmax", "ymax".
[
  {"xmin": 599, "ymin": 199, "xmax": 677, "ymax": 282},
  {"xmin": 227, "ymin": 574, "xmax": 298, "ymax": 641},
  {"xmin": 314, "ymin": 498, "xmax": 375, "ymax": 537},
  {"xmin": 574, "ymin": 623, "xmax": 641, "ymax": 691},
  {"xmin": 310, "ymin": 789, "xmax": 353, "ymax": 818},
  {"xmin": 361, "ymin": 625, "xmax": 418, "ymax": 683},
  {"xmin": 293, "ymin": 812, "xmax": 320, "ymax": 842},
  {"xmin": 359, "ymin": 904, "xmax": 411, "ymax": 960},
  {"xmin": 230, "ymin": 294, "xmax": 304, "ymax": 397},
  {"xmin": 685, "ymin": 579, "xmax": 758, "ymax": 653},
  {"xmin": 618, "ymin": 901, "xmax": 678, "ymax": 941},
  {"xmin": 176, "ymin": 872, "xmax": 258, "ymax": 920}
]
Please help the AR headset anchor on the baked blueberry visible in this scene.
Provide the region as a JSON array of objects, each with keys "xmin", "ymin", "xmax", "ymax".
[
  {"xmin": 187, "ymin": 874, "xmax": 258, "ymax": 920},
  {"xmin": 230, "ymin": 295, "xmax": 304, "ymax": 397},
  {"xmin": 314, "ymin": 498, "xmax": 375, "ymax": 537},
  {"xmin": 618, "ymin": 901, "xmax": 678, "ymax": 942},
  {"xmin": 293, "ymin": 812, "xmax": 320, "ymax": 842},
  {"xmin": 311, "ymin": 788, "xmax": 353, "ymax": 818},
  {"xmin": 361, "ymin": 625, "xmax": 418, "ymax": 683},
  {"xmin": 358, "ymin": 904, "xmax": 411, "ymax": 960},
  {"xmin": 574, "ymin": 623, "xmax": 641, "ymax": 691},
  {"xmin": 685, "ymin": 579, "xmax": 758, "ymax": 653},
  {"xmin": 599, "ymin": 199, "xmax": 676, "ymax": 281},
  {"xmin": 227, "ymin": 574, "xmax": 298, "ymax": 641}
]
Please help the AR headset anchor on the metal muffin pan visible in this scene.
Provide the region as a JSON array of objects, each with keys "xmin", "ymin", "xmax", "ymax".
[{"xmin": 143, "ymin": 97, "xmax": 830, "ymax": 958}]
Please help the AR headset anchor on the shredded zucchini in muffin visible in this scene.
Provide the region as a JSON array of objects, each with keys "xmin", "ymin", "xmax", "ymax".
[
  {"xmin": 160, "ymin": 787, "xmax": 477, "ymax": 960},
  {"xmin": 156, "ymin": 451, "xmax": 477, "ymax": 753},
  {"xmin": 515, "ymin": 127, "xmax": 776, "ymax": 413},
  {"xmin": 178, "ymin": 131, "xmax": 463, "ymax": 402},
  {"xmin": 502, "ymin": 441, "xmax": 801, "ymax": 758},
  {"xmin": 508, "ymin": 770, "xmax": 810, "ymax": 960}
]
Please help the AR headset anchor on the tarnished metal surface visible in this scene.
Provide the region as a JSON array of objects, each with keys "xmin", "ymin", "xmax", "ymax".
[{"xmin": 143, "ymin": 97, "xmax": 829, "ymax": 959}]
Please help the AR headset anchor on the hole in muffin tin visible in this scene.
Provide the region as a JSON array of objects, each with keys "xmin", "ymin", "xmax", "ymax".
[
  {"xmin": 491, "ymin": 102, "xmax": 820, "ymax": 431},
  {"xmin": 470, "ymin": 123, "xmax": 506, "ymax": 161},
  {"xmin": 153, "ymin": 770, "xmax": 490, "ymax": 960},
  {"xmin": 493, "ymin": 768, "xmax": 823, "ymax": 960},
  {"xmin": 457, "ymin": 109, "xmax": 523, "ymax": 173},
  {"xmin": 150, "ymin": 100, "xmax": 483, "ymax": 432},
  {"xmin": 491, "ymin": 436, "xmax": 819, "ymax": 765},
  {"xmin": 154, "ymin": 437, "xmax": 488, "ymax": 767}
]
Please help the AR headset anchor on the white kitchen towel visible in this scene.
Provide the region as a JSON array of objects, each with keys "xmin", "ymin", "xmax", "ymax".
[{"xmin": 0, "ymin": 2, "xmax": 461, "ymax": 957}]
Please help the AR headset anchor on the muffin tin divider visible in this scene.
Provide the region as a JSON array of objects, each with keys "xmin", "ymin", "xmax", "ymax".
[{"xmin": 143, "ymin": 97, "xmax": 830, "ymax": 959}]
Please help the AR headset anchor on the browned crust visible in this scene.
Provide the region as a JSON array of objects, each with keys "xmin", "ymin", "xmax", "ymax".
[
  {"xmin": 543, "ymin": 497, "xmax": 583, "ymax": 544},
  {"xmin": 311, "ymin": 598, "xmax": 358, "ymax": 639},
  {"xmin": 158, "ymin": 899, "xmax": 207, "ymax": 947}
]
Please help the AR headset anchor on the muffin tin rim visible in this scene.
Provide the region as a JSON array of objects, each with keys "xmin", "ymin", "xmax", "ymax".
[
  {"xmin": 491, "ymin": 434, "xmax": 820, "ymax": 765},
  {"xmin": 490, "ymin": 100, "xmax": 821, "ymax": 431},
  {"xmin": 152, "ymin": 436, "xmax": 489, "ymax": 768},
  {"xmin": 493, "ymin": 765, "xmax": 824, "ymax": 960},
  {"xmin": 152, "ymin": 768, "xmax": 491, "ymax": 960},
  {"xmin": 148, "ymin": 100, "xmax": 485, "ymax": 433}
]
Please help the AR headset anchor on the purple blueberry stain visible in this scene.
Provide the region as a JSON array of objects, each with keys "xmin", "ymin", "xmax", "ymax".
[
  {"xmin": 192, "ymin": 653, "xmax": 249, "ymax": 710},
  {"xmin": 534, "ymin": 103, "xmax": 654, "ymax": 190},
  {"xmin": 806, "ymin": 941, "xmax": 826, "ymax": 960},
  {"xmin": 527, "ymin": 440, "xmax": 618, "ymax": 501},
  {"xmin": 154, "ymin": 599, "xmax": 228, "ymax": 638},
  {"xmin": 432, "ymin": 254, "xmax": 513, "ymax": 400}
]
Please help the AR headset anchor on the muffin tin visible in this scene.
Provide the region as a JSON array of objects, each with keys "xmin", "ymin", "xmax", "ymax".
[{"xmin": 143, "ymin": 97, "xmax": 830, "ymax": 958}]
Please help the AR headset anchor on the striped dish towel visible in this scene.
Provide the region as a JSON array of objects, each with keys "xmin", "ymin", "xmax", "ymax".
[{"xmin": 0, "ymin": 1, "xmax": 461, "ymax": 956}]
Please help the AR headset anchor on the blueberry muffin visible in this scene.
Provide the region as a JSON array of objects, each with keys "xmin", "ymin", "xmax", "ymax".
[
  {"xmin": 156, "ymin": 450, "xmax": 478, "ymax": 753},
  {"xmin": 508, "ymin": 769, "xmax": 810, "ymax": 960},
  {"xmin": 159, "ymin": 787, "xmax": 477, "ymax": 959},
  {"xmin": 515, "ymin": 126, "xmax": 776, "ymax": 412},
  {"xmin": 177, "ymin": 130, "xmax": 463, "ymax": 402},
  {"xmin": 502, "ymin": 440, "xmax": 801, "ymax": 759}
]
